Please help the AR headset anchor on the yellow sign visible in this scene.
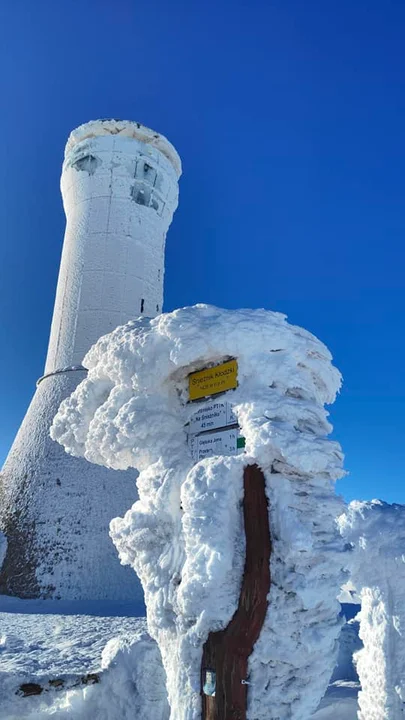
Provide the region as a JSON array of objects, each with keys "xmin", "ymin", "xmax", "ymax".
[{"xmin": 188, "ymin": 359, "xmax": 238, "ymax": 401}]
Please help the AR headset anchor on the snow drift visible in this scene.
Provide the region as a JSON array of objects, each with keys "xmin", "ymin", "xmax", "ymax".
[
  {"xmin": 0, "ymin": 626, "xmax": 168, "ymax": 720},
  {"xmin": 339, "ymin": 500, "xmax": 405, "ymax": 720},
  {"xmin": 52, "ymin": 304, "xmax": 347, "ymax": 720}
]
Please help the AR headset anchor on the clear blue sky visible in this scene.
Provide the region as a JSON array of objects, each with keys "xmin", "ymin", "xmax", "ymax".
[{"xmin": 0, "ymin": 0, "xmax": 404, "ymax": 504}]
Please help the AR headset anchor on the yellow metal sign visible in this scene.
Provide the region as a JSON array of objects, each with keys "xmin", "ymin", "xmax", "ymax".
[{"xmin": 188, "ymin": 359, "xmax": 238, "ymax": 401}]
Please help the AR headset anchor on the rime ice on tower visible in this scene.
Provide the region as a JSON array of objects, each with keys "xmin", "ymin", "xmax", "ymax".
[
  {"xmin": 0, "ymin": 119, "xmax": 181, "ymax": 599},
  {"xmin": 339, "ymin": 501, "xmax": 405, "ymax": 720}
]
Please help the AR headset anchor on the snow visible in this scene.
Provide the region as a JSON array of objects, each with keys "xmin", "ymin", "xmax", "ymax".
[
  {"xmin": 339, "ymin": 500, "xmax": 405, "ymax": 719},
  {"xmin": 331, "ymin": 617, "xmax": 362, "ymax": 683},
  {"xmin": 312, "ymin": 681, "xmax": 359, "ymax": 720},
  {"xmin": 0, "ymin": 603, "xmax": 144, "ymax": 680},
  {"xmin": 0, "ymin": 371, "xmax": 143, "ymax": 601},
  {"xmin": 338, "ymin": 582, "xmax": 362, "ymax": 605},
  {"xmin": 65, "ymin": 119, "xmax": 182, "ymax": 178},
  {"xmin": 52, "ymin": 304, "xmax": 348, "ymax": 720},
  {"xmin": 0, "ymin": 532, "xmax": 6, "ymax": 570},
  {"xmin": 0, "ymin": 598, "xmax": 170, "ymax": 720},
  {"xmin": 311, "ymin": 606, "xmax": 361, "ymax": 718},
  {"xmin": 0, "ymin": 599, "xmax": 361, "ymax": 719}
]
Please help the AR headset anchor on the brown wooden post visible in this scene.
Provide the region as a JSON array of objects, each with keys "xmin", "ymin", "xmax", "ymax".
[{"xmin": 201, "ymin": 463, "xmax": 271, "ymax": 720}]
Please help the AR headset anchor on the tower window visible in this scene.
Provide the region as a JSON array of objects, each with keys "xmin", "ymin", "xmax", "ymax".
[
  {"xmin": 135, "ymin": 159, "xmax": 157, "ymax": 186},
  {"xmin": 140, "ymin": 299, "xmax": 145, "ymax": 313},
  {"xmin": 71, "ymin": 154, "xmax": 99, "ymax": 174},
  {"xmin": 131, "ymin": 182, "xmax": 164, "ymax": 215},
  {"xmin": 131, "ymin": 183, "xmax": 151, "ymax": 206},
  {"xmin": 151, "ymin": 194, "xmax": 165, "ymax": 216}
]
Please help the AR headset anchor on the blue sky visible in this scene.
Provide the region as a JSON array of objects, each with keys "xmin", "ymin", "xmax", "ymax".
[{"xmin": 0, "ymin": 0, "xmax": 404, "ymax": 503}]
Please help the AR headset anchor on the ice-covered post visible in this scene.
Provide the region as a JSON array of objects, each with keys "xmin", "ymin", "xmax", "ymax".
[
  {"xmin": 201, "ymin": 463, "xmax": 271, "ymax": 720},
  {"xmin": 51, "ymin": 305, "xmax": 347, "ymax": 720},
  {"xmin": 339, "ymin": 500, "xmax": 405, "ymax": 720}
]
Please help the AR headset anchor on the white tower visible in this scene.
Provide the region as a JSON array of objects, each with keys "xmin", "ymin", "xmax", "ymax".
[{"xmin": 0, "ymin": 119, "xmax": 181, "ymax": 600}]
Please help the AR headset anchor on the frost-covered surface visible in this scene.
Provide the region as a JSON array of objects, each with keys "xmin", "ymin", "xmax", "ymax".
[
  {"xmin": 339, "ymin": 500, "xmax": 405, "ymax": 719},
  {"xmin": 311, "ymin": 610, "xmax": 361, "ymax": 719},
  {"xmin": 331, "ymin": 617, "xmax": 362, "ymax": 683},
  {"xmin": 0, "ymin": 600, "xmax": 170, "ymax": 720},
  {"xmin": 0, "ymin": 372, "xmax": 143, "ymax": 601},
  {"xmin": 338, "ymin": 582, "xmax": 362, "ymax": 605},
  {"xmin": 65, "ymin": 118, "xmax": 182, "ymax": 178},
  {"xmin": 0, "ymin": 116, "xmax": 181, "ymax": 600},
  {"xmin": 0, "ymin": 532, "xmax": 6, "ymax": 570},
  {"xmin": 49, "ymin": 118, "xmax": 180, "ymax": 371},
  {"xmin": 0, "ymin": 601, "xmax": 360, "ymax": 720},
  {"xmin": 0, "ymin": 604, "xmax": 144, "ymax": 680},
  {"xmin": 312, "ymin": 681, "xmax": 359, "ymax": 719},
  {"xmin": 52, "ymin": 304, "xmax": 347, "ymax": 720}
]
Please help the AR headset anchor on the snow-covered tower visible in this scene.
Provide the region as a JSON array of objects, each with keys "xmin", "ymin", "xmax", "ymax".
[{"xmin": 0, "ymin": 119, "xmax": 181, "ymax": 600}]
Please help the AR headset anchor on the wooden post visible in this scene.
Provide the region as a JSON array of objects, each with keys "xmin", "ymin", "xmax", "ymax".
[{"xmin": 201, "ymin": 464, "xmax": 271, "ymax": 720}]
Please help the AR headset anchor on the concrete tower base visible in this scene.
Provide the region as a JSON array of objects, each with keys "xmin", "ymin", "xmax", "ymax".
[{"xmin": 0, "ymin": 371, "xmax": 142, "ymax": 600}]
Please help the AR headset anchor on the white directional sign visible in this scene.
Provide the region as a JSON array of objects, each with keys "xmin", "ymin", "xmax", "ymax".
[
  {"xmin": 187, "ymin": 401, "xmax": 237, "ymax": 435},
  {"xmin": 188, "ymin": 428, "xmax": 245, "ymax": 463}
]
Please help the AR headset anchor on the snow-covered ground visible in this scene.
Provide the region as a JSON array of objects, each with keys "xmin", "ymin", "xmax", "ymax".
[
  {"xmin": 312, "ymin": 605, "xmax": 361, "ymax": 719},
  {"xmin": 0, "ymin": 596, "xmax": 171, "ymax": 720},
  {"xmin": 312, "ymin": 681, "xmax": 359, "ymax": 720},
  {"xmin": 0, "ymin": 597, "xmax": 361, "ymax": 719}
]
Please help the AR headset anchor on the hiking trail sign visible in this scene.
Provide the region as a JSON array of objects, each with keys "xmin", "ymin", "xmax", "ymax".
[{"xmin": 188, "ymin": 359, "xmax": 238, "ymax": 401}]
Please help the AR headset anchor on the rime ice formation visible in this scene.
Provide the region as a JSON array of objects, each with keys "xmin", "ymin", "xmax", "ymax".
[
  {"xmin": 0, "ymin": 614, "xmax": 168, "ymax": 720},
  {"xmin": 52, "ymin": 304, "xmax": 347, "ymax": 720},
  {"xmin": 0, "ymin": 119, "xmax": 181, "ymax": 599},
  {"xmin": 331, "ymin": 617, "xmax": 362, "ymax": 684},
  {"xmin": 0, "ymin": 601, "xmax": 361, "ymax": 720},
  {"xmin": 0, "ymin": 533, "xmax": 6, "ymax": 572},
  {"xmin": 47, "ymin": 118, "xmax": 180, "ymax": 371},
  {"xmin": 339, "ymin": 500, "xmax": 405, "ymax": 720}
]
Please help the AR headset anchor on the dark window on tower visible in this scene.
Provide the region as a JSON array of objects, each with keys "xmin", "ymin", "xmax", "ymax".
[
  {"xmin": 135, "ymin": 160, "xmax": 157, "ymax": 186},
  {"xmin": 71, "ymin": 154, "xmax": 99, "ymax": 174},
  {"xmin": 131, "ymin": 183, "xmax": 152, "ymax": 207},
  {"xmin": 140, "ymin": 299, "xmax": 145, "ymax": 313},
  {"xmin": 131, "ymin": 177, "xmax": 164, "ymax": 216},
  {"xmin": 136, "ymin": 189, "xmax": 146, "ymax": 205}
]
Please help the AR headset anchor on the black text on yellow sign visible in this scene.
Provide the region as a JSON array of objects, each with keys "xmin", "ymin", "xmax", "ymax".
[{"xmin": 188, "ymin": 359, "xmax": 238, "ymax": 401}]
